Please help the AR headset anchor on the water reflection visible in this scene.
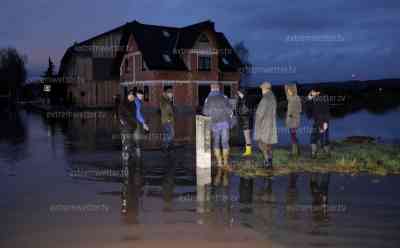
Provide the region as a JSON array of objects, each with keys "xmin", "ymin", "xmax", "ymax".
[
  {"xmin": 310, "ymin": 173, "xmax": 330, "ymax": 221},
  {"xmin": 121, "ymin": 158, "xmax": 143, "ymax": 225},
  {"xmin": 0, "ymin": 110, "xmax": 28, "ymax": 175},
  {"xmin": 4, "ymin": 105, "xmax": 400, "ymax": 247}
]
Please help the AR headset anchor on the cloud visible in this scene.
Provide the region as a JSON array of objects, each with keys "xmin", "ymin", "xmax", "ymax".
[{"xmin": 0, "ymin": 0, "xmax": 399, "ymax": 81}]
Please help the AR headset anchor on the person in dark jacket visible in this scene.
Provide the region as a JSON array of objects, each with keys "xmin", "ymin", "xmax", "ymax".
[
  {"xmin": 119, "ymin": 90, "xmax": 139, "ymax": 166},
  {"xmin": 203, "ymin": 83, "xmax": 233, "ymax": 186},
  {"xmin": 306, "ymin": 89, "xmax": 331, "ymax": 158},
  {"xmin": 160, "ymin": 87, "xmax": 175, "ymax": 152},
  {"xmin": 236, "ymin": 88, "xmax": 253, "ymax": 156}
]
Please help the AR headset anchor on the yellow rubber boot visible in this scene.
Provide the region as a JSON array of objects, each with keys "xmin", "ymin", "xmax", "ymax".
[
  {"xmin": 242, "ymin": 145, "xmax": 252, "ymax": 157},
  {"xmin": 214, "ymin": 148, "xmax": 223, "ymax": 167}
]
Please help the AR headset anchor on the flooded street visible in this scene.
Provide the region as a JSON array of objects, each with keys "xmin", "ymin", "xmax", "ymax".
[{"xmin": 1, "ymin": 109, "xmax": 400, "ymax": 248}]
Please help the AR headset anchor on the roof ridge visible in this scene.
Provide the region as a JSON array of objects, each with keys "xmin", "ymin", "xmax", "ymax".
[
  {"xmin": 181, "ymin": 20, "xmax": 214, "ymax": 29},
  {"xmin": 133, "ymin": 21, "xmax": 180, "ymax": 30}
]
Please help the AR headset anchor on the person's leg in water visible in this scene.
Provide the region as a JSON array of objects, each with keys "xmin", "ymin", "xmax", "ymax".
[
  {"xmin": 258, "ymin": 141, "xmax": 273, "ymax": 169},
  {"xmin": 242, "ymin": 129, "xmax": 252, "ymax": 156},
  {"xmin": 290, "ymin": 128, "xmax": 299, "ymax": 156},
  {"xmin": 221, "ymin": 127, "xmax": 230, "ymax": 186},
  {"xmin": 212, "ymin": 128, "xmax": 223, "ymax": 186},
  {"xmin": 310, "ymin": 122, "xmax": 320, "ymax": 159},
  {"xmin": 133, "ymin": 127, "xmax": 143, "ymax": 160},
  {"xmin": 162, "ymin": 122, "xmax": 174, "ymax": 153},
  {"xmin": 321, "ymin": 124, "xmax": 330, "ymax": 156}
]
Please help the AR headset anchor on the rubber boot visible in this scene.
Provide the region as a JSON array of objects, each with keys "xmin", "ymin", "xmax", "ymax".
[
  {"xmin": 242, "ymin": 145, "xmax": 252, "ymax": 157},
  {"xmin": 222, "ymin": 149, "xmax": 230, "ymax": 171},
  {"xmin": 214, "ymin": 167, "xmax": 223, "ymax": 186},
  {"xmin": 267, "ymin": 157, "xmax": 273, "ymax": 169},
  {"xmin": 311, "ymin": 144, "xmax": 318, "ymax": 159},
  {"xmin": 214, "ymin": 149, "xmax": 223, "ymax": 167}
]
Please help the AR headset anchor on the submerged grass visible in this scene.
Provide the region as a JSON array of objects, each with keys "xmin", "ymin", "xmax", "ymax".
[{"xmin": 231, "ymin": 141, "xmax": 400, "ymax": 177}]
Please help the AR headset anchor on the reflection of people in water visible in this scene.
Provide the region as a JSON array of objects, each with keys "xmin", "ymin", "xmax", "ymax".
[
  {"xmin": 121, "ymin": 158, "xmax": 143, "ymax": 224},
  {"xmin": 239, "ymin": 177, "xmax": 253, "ymax": 204},
  {"xmin": 119, "ymin": 90, "xmax": 140, "ymax": 164},
  {"xmin": 310, "ymin": 173, "xmax": 330, "ymax": 219},
  {"xmin": 286, "ymin": 173, "xmax": 299, "ymax": 219},
  {"xmin": 162, "ymin": 153, "xmax": 177, "ymax": 212}
]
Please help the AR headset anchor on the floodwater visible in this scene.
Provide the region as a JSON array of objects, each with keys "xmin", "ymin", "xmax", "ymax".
[{"xmin": 1, "ymin": 108, "xmax": 400, "ymax": 247}]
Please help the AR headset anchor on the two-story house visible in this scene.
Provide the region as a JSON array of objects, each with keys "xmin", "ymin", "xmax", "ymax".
[
  {"xmin": 119, "ymin": 20, "xmax": 242, "ymax": 109},
  {"xmin": 59, "ymin": 20, "xmax": 242, "ymax": 109}
]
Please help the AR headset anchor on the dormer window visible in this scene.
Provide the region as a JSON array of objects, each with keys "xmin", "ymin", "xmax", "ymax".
[
  {"xmin": 163, "ymin": 54, "xmax": 171, "ymax": 63},
  {"xmin": 162, "ymin": 30, "xmax": 170, "ymax": 37},
  {"xmin": 198, "ymin": 55, "xmax": 211, "ymax": 71},
  {"xmin": 198, "ymin": 33, "xmax": 209, "ymax": 43}
]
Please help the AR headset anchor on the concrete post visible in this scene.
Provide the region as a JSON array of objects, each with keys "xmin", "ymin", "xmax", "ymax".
[
  {"xmin": 196, "ymin": 115, "xmax": 212, "ymax": 169},
  {"xmin": 195, "ymin": 115, "xmax": 212, "ymax": 214}
]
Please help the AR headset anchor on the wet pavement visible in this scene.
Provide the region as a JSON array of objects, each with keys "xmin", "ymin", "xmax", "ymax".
[{"xmin": 1, "ymin": 109, "xmax": 400, "ymax": 247}]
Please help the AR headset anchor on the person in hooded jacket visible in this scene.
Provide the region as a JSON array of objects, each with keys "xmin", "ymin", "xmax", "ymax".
[{"xmin": 202, "ymin": 83, "xmax": 233, "ymax": 186}]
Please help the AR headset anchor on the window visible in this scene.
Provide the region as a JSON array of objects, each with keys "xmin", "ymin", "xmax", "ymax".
[
  {"xmin": 198, "ymin": 55, "xmax": 211, "ymax": 71},
  {"xmin": 141, "ymin": 57, "xmax": 147, "ymax": 71},
  {"xmin": 224, "ymin": 85, "xmax": 231, "ymax": 98},
  {"xmin": 163, "ymin": 54, "xmax": 171, "ymax": 63},
  {"xmin": 143, "ymin": 86, "xmax": 149, "ymax": 102},
  {"xmin": 124, "ymin": 59, "xmax": 130, "ymax": 73},
  {"xmin": 198, "ymin": 33, "xmax": 209, "ymax": 43},
  {"xmin": 222, "ymin": 57, "xmax": 229, "ymax": 65}
]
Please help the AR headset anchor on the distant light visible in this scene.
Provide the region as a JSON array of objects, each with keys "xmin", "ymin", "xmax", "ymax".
[
  {"xmin": 44, "ymin": 85, "xmax": 51, "ymax": 92},
  {"xmin": 162, "ymin": 30, "xmax": 170, "ymax": 37}
]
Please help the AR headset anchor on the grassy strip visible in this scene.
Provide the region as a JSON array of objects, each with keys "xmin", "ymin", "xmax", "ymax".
[{"xmin": 230, "ymin": 141, "xmax": 400, "ymax": 177}]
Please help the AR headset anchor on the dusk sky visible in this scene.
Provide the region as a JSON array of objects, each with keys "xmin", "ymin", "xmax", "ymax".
[{"xmin": 1, "ymin": 0, "xmax": 399, "ymax": 83}]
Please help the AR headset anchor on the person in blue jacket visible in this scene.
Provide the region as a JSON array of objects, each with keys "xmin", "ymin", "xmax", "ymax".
[{"xmin": 134, "ymin": 89, "xmax": 149, "ymax": 157}]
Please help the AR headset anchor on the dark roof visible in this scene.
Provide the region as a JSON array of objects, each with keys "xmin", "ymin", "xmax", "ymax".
[
  {"xmin": 59, "ymin": 20, "xmax": 242, "ymax": 76},
  {"xmin": 124, "ymin": 21, "xmax": 187, "ymax": 70}
]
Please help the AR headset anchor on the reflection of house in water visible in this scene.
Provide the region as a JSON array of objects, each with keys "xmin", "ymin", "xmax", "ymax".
[{"xmin": 58, "ymin": 20, "xmax": 242, "ymax": 109}]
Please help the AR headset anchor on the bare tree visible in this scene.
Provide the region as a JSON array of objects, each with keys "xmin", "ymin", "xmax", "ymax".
[
  {"xmin": 233, "ymin": 41, "xmax": 252, "ymax": 75},
  {"xmin": 0, "ymin": 47, "xmax": 27, "ymax": 107}
]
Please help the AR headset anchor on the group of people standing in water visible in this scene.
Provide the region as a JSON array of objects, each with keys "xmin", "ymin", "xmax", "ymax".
[
  {"xmin": 117, "ymin": 81, "xmax": 331, "ymax": 187},
  {"xmin": 203, "ymin": 81, "xmax": 330, "ymax": 186}
]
